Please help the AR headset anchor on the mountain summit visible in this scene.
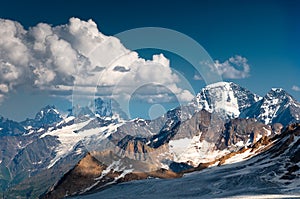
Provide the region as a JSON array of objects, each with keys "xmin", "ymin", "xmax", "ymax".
[
  {"xmin": 191, "ymin": 82, "xmax": 261, "ymax": 118},
  {"xmin": 21, "ymin": 105, "xmax": 63, "ymax": 129},
  {"xmin": 240, "ymin": 88, "xmax": 300, "ymax": 126}
]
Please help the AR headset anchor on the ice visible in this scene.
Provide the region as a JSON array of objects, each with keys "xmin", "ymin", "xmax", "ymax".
[
  {"xmin": 223, "ymin": 149, "xmax": 254, "ymax": 165},
  {"xmin": 169, "ymin": 134, "xmax": 229, "ymax": 166},
  {"xmin": 235, "ymin": 141, "xmax": 244, "ymax": 147},
  {"xmin": 169, "ymin": 138, "xmax": 192, "ymax": 158},
  {"xmin": 194, "ymin": 82, "xmax": 241, "ymax": 118},
  {"xmin": 41, "ymin": 119, "xmax": 94, "ymax": 169},
  {"xmin": 37, "ymin": 128, "xmax": 44, "ymax": 132}
]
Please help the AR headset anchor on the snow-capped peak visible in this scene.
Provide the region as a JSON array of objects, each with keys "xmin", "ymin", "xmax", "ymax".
[
  {"xmin": 191, "ymin": 81, "xmax": 261, "ymax": 119},
  {"xmin": 267, "ymin": 88, "xmax": 294, "ymax": 101},
  {"xmin": 271, "ymin": 88, "xmax": 283, "ymax": 92},
  {"xmin": 259, "ymin": 89, "xmax": 298, "ymax": 124},
  {"xmin": 35, "ymin": 105, "xmax": 61, "ymax": 120},
  {"xmin": 240, "ymin": 88, "xmax": 300, "ymax": 126},
  {"xmin": 21, "ymin": 105, "xmax": 63, "ymax": 129},
  {"xmin": 204, "ymin": 81, "xmax": 232, "ymax": 89}
]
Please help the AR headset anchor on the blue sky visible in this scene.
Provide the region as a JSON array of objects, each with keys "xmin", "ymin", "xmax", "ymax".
[{"xmin": 0, "ymin": 0, "xmax": 299, "ymax": 120}]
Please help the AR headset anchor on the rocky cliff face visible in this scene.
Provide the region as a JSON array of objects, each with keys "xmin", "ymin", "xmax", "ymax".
[
  {"xmin": 217, "ymin": 118, "xmax": 272, "ymax": 150},
  {"xmin": 41, "ymin": 151, "xmax": 181, "ymax": 199}
]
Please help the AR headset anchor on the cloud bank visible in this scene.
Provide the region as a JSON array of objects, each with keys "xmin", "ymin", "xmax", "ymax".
[
  {"xmin": 0, "ymin": 18, "xmax": 195, "ymax": 104},
  {"xmin": 0, "ymin": 18, "xmax": 251, "ymax": 106}
]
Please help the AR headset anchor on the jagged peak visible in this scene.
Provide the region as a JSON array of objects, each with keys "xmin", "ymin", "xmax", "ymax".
[
  {"xmin": 198, "ymin": 82, "xmax": 258, "ymax": 96},
  {"xmin": 271, "ymin": 88, "xmax": 284, "ymax": 92},
  {"xmin": 38, "ymin": 105, "xmax": 59, "ymax": 113},
  {"xmin": 35, "ymin": 105, "xmax": 60, "ymax": 118},
  {"xmin": 265, "ymin": 88, "xmax": 295, "ymax": 102}
]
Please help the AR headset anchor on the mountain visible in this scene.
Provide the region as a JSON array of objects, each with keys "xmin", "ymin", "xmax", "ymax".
[
  {"xmin": 69, "ymin": 98, "xmax": 127, "ymax": 120},
  {"xmin": 240, "ymin": 88, "xmax": 300, "ymax": 126},
  {"xmin": 41, "ymin": 110, "xmax": 283, "ymax": 198},
  {"xmin": 0, "ymin": 116, "xmax": 26, "ymax": 136},
  {"xmin": 74, "ymin": 123, "xmax": 300, "ymax": 199},
  {"xmin": 0, "ymin": 82, "xmax": 300, "ymax": 198},
  {"xmin": 40, "ymin": 83, "xmax": 300, "ymax": 198},
  {"xmin": 21, "ymin": 105, "xmax": 63, "ymax": 129},
  {"xmin": 94, "ymin": 98, "xmax": 113, "ymax": 117},
  {"xmin": 191, "ymin": 82, "xmax": 261, "ymax": 119}
]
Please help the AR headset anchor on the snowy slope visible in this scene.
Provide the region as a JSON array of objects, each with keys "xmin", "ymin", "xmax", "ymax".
[
  {"xmin": 71, "ymin": 124, "xmax": 300, "ymax": 199},
  {"xmin": 240, "ymin": 88, "xmax": 300, "ymax": 126},
  {"xmin": 41, "ymin": 115, "xmax": 124, "ymax": 169}
]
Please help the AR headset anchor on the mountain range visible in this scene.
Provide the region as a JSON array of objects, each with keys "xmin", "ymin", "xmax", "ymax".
[{"xmin": 0, "ymin": 82, "xmax": 299, "ymax": 198}]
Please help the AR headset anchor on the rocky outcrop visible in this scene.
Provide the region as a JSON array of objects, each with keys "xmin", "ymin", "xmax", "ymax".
[
  {"xmin": 217, "ymin": 118, "xmax": 272, "ymax": 150},
  {"xmin": 42, "ymin": 151, "xmax": 181, "ymax": 199}
]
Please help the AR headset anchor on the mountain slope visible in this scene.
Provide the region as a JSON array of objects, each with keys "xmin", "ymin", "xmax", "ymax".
[
  {"xmin": 41, "ymin": 112, "xmax": 281, "ymax": 198},
  {"xmin": 70, "ymin": 124, "xmax": 300, "ymax": 199},
  {"xmin": 0, "ymin": 116, "xmax": 26, "ymax": 136},
  {"xmin": 240, "ymin": 88, "xmax": 300, "ymax": 126}
]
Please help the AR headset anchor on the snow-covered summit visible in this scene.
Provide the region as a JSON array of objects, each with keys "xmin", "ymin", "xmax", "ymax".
[
  {"xmin": 191, "ymin": 82, "xmax": 261, "ymax": 119},
  {"xmin": 21, "ymin": 105, "xmax": 63, "ymax": 129},
  {"xmin": 240, "ymin": 88, "xmax": 300, "ymax": 126},
  {"xmin": 34, "ymin": 105, "xmax": 62, "ymax": 124}
]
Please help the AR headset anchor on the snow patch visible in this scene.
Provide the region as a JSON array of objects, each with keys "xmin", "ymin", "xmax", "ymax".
[
  {"xmin": 37, "ymin": 128, "xmax": 44, "ymax": 132},
  {"xmin": 169, "ymin": 134, "xmax": 228, "ymax": 166},
  {"xmin": 223, "ymin": 149, "xmax": 254, "ymax": 165}
]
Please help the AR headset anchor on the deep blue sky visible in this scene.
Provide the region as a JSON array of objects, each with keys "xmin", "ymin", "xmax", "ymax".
[{"xmin": 0, "ymin": 0, "xmax": 299, "ymax": 120}]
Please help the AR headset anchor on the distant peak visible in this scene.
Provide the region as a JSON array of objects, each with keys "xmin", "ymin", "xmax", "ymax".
[
  {"xmin": 40, "ymin": 105, "xmax": 56, "ymax": 111},
  {"xmin": 35, "ymin": 105, "xmax": 61, "ymax": 120},
  {"xmin": 39, "ymin": 105, "xmax": 59, "ymax": 114},
  {"xmin": 267, "ymin": 88, "xmax": 289, "ymax": 96},
  {"xmin": 270, "ymin": 88, "xmax": 284, "ymax": 92},
  {"xmin": 265, "ymin": 88, "xmax": 295, "ymax": 103}
]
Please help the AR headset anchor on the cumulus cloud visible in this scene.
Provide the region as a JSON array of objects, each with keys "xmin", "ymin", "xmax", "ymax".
[
  {"xmin": 292, "ymin": 85, "xmax": 300, "ymax": 92},
  {"xmin": 0, "ymin": 17, "xmax": 195, "ymax": 105},
  {"xmin": 212, "ymin": 55, "xmax": 250, "ymax": 79}
]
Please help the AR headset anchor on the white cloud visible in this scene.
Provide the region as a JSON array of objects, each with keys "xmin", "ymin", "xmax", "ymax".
[
  {"xmin": 213, "ymin": 55, "xmax": 250, "ymax": 79},
  {"xmin": 33, "ymin": 67, "xmax": 56, "ymax": 86},
  {"xmin": 193, "ymin": 74, "xmax": 202, "ymax": 81},
  {"xmin": 292, "ymin": 85, "xmax": 300, "ymax": 92},
  {"xmin": 0, "ymin": 84, "xmax": 9, "ymax": 93},
  {"xmin": 0, "ymin": 18, "xmax": 194, "ymax": 105},
  {"xmin": 0, "ymin": 19, "xmax": 30, "ymax": 67}
]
